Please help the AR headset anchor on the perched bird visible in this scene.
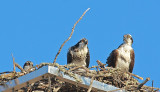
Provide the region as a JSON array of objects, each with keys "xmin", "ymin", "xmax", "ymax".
[
  {"xmin": 23, "ymin": 61, "xmax": 35, "ymax": 72},
  {"xmin": 106, "ymin": 34, "xmax": 135, "ymax": 73},
  {"xmin": 67, "ymin": 38, "xmax": 90, "ymax": 68}
]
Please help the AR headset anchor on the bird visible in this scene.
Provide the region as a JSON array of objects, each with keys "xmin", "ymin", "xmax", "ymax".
[
  {"xmin": 23, "ymin": 61, "xmax": 35, "ymax": 72},
  {"xmin": 67, "ymin": 38, "xmax": 90, "ymax": 68},
  {"xmin": 106, "ymin": 34, "xmax": 135, "ymax": 73}
]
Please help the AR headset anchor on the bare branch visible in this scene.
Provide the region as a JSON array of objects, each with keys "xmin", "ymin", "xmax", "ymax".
[
  {"xmin": 68, "ymin": 66, "xmax": 83, "ymax": 72},
  {"xmin": 11, "ymin": 53, "xmax": 16, "ymax": 72},
  {"xmin": 96, "ymin": 60, "xmax": 106, "ymax": 68},
  {"xmin": 137, "ymin": 77, "xmax": 150, "ymax": 89},
  {"xmin": 14, "ymin": 62, "xmax": 25, "ymax": 73},
  {"xmin": 48, "ymin": 76, "xmax": 52, "ymax": 92},
  {"xmin": 152, "ymin": 80, "xmax": 154, "ymax": 91},
  {"xmin": 11, "ymin": 53, "xmax": 25, "ymax": 73},
  {"xmin": 127, "ymin": 72, "xmax": 143, "ymax": 80},
  {"xmin": 87, "ymin": 76, "xmax": 95, "ymax": 92},
  {"xmin": 53, "ymin": 8, "xmax": 90, "ymax": 63},
  {"xmin": 0, "ymin": 71, "xmax": 13, "ymax": 74}
]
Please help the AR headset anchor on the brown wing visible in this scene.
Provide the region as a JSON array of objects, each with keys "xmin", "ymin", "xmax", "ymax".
[
  {"xmin": 129, "ymin": 49, "xmax": 135, "ymax": 73},
  {"xmin": 67, "ymin": 50, "xmax": 73, "ymax": 64},
  {"xmin": 86, "ymin": 48, "xmax": 90, "ymax": 68},
  {"xmin": 106, "ymin": 49, "xmax": 119, "ymax": 68}
]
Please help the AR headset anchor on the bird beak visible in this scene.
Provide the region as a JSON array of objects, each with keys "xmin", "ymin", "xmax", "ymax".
[{"xmin": 124, "ymin": 35, "xmax": 127, "ymax": 38}]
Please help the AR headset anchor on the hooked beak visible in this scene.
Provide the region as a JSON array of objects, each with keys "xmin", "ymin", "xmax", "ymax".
[{"xmin": 123, "ymin": 35, "xmax": 127, "ymax": 38}]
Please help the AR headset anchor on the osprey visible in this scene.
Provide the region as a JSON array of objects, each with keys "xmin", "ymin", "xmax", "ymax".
[
  {"xmin": 23, "ymin": 61, "xmax": 35, "ymax": 72},
  {"xmin": 67, "ymin": 38, "xmax": 90, "ymax": 67},
  {"xmin": 106, "ymin": 34, "xmax": 135, "ymax": 73}
]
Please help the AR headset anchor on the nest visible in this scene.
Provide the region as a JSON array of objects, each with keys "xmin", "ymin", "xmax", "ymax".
[{"xmin": 0, "ymin": 61, "xmax": 159, "ymax": 92}]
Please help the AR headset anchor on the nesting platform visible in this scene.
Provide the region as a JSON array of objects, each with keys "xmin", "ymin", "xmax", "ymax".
[{"xmin": 0, "ymin": 65, "xmax": 124, "ymax": 92}]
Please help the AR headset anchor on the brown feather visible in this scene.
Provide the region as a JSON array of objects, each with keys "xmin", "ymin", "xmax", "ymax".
[
  {"xmin": 67, "ymin": 51, "xmax": 72, "ymax": 64},
  {"xmin": 86, "ymin": 48, "xmax": 90, "ymax": 68},
  {"xmin": 106, "ymin": 50, "xmax": 119, "ymax": 68},
  {"xmin": 129, "ymin": 49, "xmax": 135, "ymax": 73}
]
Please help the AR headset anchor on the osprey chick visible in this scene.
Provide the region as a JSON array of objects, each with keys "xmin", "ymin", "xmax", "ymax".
[
  {"xmin": 67, "ymin": 38, "xmax": 90, "ymax": 67},
  {"xmin": 23, "ymin": 61, "xmax": 35, "ymax": 72},
  {"xmin": 106, "ymin": 34, "xmax": 135, "ymax": 73}
]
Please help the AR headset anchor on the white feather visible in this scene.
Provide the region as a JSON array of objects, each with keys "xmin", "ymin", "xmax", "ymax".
[
  {"xmin": 116, "ymin": 44, "xmax": 133, "ymax": 71},
  {"xmin": 70, "ymin": 45, "xmax": 88, "ymax": 67}
]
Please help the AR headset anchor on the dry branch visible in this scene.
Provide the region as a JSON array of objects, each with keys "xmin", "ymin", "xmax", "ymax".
[
  {"xmin": 12, "ymin": 54, "xmax": 25, "ymax": 73},
  {"xmin": 0, "ymin": 71, "xmax": 13, "ymax": 74},
  {"xmin": 87, "ymin": 76, "xmax": 95, "ymax": 92},
  {"xmin": 127, "ymin": 72, "xmax": 143, "ymax": 80},
  {"xmin": 68, "ymin": 66, "xmax": 90, "ymax": 72},
  {"xmin": 96, "ymin": 60, "xmax": 106, "ymax": 68},
  {"xmin": 68, "ymin": 66, "xmax": 84, "ymax": 72},
  {"xmin": 53, "ymin": 8, "xmax": 90, "ymax": 63},
  {"xmin": 15, "ymin": 62, "xmax": 25, "ymax": 73},
  {"xmin": 48, "ymin": 76, "xmax": 52, "ymax": 92},
  {"xmin": 12, "ymin": 53, "xmax": 16, "ymax": 72},
  {"xmin": 0, "ymin": 72, "xmax": 16, "ymax": 79},
  {"xmin": 137, "ymin": 77, "xmax": 150, "ymax": 89},
  {"xmin": 152, "ymin": 80, "xmax": 154, "ymax": 91}
]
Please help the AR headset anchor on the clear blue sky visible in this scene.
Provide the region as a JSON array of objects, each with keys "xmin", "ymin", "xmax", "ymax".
[{"xmin": 0, "ymin": 0, "xmax": 160, "ymax": 88}]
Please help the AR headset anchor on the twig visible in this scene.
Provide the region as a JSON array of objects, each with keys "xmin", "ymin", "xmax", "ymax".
[
  {"xmin": 12, "ymin": 53, "xmax": 16, "ymax": 72},
  {"xmin": 137, "ymin": 77, "xmax": 150, "ymax": 90},
  {"xmin": 142, "ymin": 85, "xmax": 160, "ymax": 91},
  {"xmin": 14, "ymin": 62, "xmax": 25, "ymax": 73},
  {"xmin": 99, "ymin": 67, "xmax": 108, "ymax": 73},
  {"xmin": 53, "ymin": 8, "xmax": 90, "ymax": 63},
  {"xmin": 0, "ymin": 72, "xmax": 16, "ymax": 79},
  {"xmin": 82, "ymin": 67, "xmax": 90, "ymax": 72},
  {"xmin": 68, "ymin": 66, "xmax": 84, "ymax": 72},
  {"xmin": 96, "ymin": 60, "xmax": 106, "ymax": 68},
  {"xmin": 155, "ymin": 89, "xmax": 160, "ymax": 92},
  {"xmin": 88, "ymin": 66, "xmax": 99, "ymax": 69},
  {"xmin": 127, "ymin": 72, "xmax": 143, "ymax": 80},
  {"xmin": 0, "ymin": 71, "xmax": 13, "ymax": 74},
  {"xmin": 48, "ymin": 76, "xmax": 52, "ymax": 92},
  {"xmin": 152, "ymin": 80, "xmax": 154, "ymax": 91},
  {"xmin": 96, "ymin": 67, "xmax": 99, "ymax": 72},
  {"xmin": 11, "ymin": 54, "xmax": 25, "ymax": 73},
  {"xmin": 87, "ymin": 76, "xmax": 95, "ymax": 92}
]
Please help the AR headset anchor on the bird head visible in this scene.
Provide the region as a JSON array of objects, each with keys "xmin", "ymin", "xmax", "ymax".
[
  {"xmin": 25, "ymin": 61, "xmax": 33, "ymax": 66},
  {"xmin": 78, "ymin": 38, "xmax": 88, "ymax": 49},
  {"xmin": 123, "ymin": 34, "xmax": 133, "ymax": 45}
]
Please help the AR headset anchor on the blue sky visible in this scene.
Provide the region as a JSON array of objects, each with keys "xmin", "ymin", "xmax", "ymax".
[{"xmin": 0, "ymin": 0, "xmax": 160, "ymax": 88}]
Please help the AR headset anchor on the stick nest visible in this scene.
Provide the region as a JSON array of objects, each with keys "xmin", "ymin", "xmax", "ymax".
[{"xmin": 0, "ymin": 61, "xmax": 159, "ymax": 92}]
